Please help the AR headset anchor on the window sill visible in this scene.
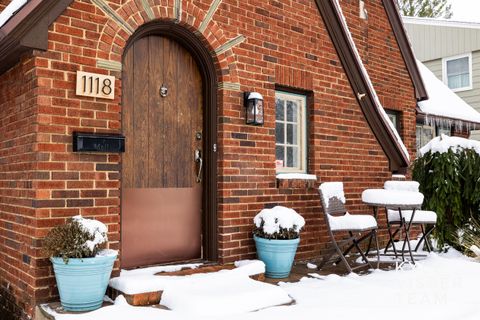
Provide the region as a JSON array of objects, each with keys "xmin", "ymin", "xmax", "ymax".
[
  {"xmin": 451, "ymin": 86, "xmax": 472, "ymax": 93},
  {"xmin": 276, "ymin": 173, "xmax": 317, "ymax": 189}
]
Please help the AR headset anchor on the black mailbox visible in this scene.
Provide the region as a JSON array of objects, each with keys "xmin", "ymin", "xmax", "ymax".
[{"xmin": 73, "ymin": 132, "xmax": 125, "ymax": 153}]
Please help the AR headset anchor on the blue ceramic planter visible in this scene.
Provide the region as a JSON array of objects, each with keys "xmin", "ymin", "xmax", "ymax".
[
  {"xmin": 51, "ymin": 253, "xmax": 117, "ymax": 312},
  {"xmin": 254, "ymin": 235, "xmax": 300, "ymax": 278}
]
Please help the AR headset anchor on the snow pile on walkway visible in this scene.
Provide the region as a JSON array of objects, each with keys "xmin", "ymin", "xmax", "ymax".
[
  {"xmin": 160, "ymin": 272, "xmax": 292, "ymax": 316},
  {"xmin": 109, "ymin": 261, "xmax": 264, "ymax": 295},
  {"xmin": 420, "ymin": 134, "xmax": 480, "ymax": 156},
  {"xmin": 109, "ymin": 263, "xmax": 202, "ymax": 294},
  {"xmin": 254, "ymin": 206, "xmax": 305, "ymax": 235}
]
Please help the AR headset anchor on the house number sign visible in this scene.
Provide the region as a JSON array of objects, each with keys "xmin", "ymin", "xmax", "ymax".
[{"xmin": 76, "ymin": 71, "xmax": 115, "ymax": 100}]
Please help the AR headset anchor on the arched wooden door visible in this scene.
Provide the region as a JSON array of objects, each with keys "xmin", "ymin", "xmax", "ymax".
[{"xmin": 121, "ymin": 35, "xmax": 204, "ymax": 268}]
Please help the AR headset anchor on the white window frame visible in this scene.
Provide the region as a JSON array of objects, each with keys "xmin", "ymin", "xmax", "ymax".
[
  {"xmin": 275, "ymin": 91, "xmax": 307, "ymax": 173},
  {"xmin": 442, "ymin": 52, "xmax": 473, "ymax": 92}
]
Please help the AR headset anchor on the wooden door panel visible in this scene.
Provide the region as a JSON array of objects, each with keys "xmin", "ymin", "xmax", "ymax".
[
  {"xmin": 132, "ymin": 36, "xmax": 149, "ymax": 189},
  {"xmin": 122, "ymin": 35, "xmax": 203, "ymax": 268},
  {"xmin": 148, "ymin": 36, "xmax": 165, "ymax": 188}
]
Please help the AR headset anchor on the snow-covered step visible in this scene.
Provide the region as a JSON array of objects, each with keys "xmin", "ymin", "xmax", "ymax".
[{"xmin": 108, "ymin": 260, "xmax": 266, "ymax": 306}]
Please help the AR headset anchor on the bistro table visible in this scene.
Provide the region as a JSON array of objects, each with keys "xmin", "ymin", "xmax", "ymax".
[{"xmin": 361, "ymin": 189, "xmax": 424, "ymax": 263}]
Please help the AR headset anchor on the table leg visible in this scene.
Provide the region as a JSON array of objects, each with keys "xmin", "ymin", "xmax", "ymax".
[{"xmin": 365, "ymin": 207, "xmax": 378, "ymax": 256}]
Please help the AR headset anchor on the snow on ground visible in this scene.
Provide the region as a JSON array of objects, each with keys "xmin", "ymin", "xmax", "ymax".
[{"xmin": 47, "ymin": 250, "xmax": 480, "ymax": 320}]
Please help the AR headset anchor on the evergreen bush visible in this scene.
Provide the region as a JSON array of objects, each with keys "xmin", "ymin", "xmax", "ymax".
[
  {"xmin": 43, "ymin": 218, "xmax": 107, "ymax": 263},
  {"xmin": 413, "ymin": 147, "xmax": 480, "ymax": 249}
]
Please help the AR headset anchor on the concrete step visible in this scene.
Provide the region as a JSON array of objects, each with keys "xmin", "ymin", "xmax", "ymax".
[{"xmin": 108, "ymin": 263, "xmax": 265, "ymax": 306}]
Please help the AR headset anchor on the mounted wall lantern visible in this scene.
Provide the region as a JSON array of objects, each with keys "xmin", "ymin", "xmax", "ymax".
[{"xmin": 244, "ymin": 91, "xmax": 264, "ymax": 125}]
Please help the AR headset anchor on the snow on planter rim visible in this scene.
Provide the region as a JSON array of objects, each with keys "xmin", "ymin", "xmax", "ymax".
[
  {"xmin": 419, "ymin": 134, "xmax": 480, "ymax": 156},
  {"xmin": 72, "ymin": 215, "xmax": 108, "ymax": 252},
  {"xmin": 253, "ymin": 206, "xmax": 305, "ymax": 235}
]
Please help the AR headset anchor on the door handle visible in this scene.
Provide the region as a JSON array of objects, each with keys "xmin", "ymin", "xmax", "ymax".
[{"xmin": 195, "ymin": 149, "xmax": 203, "ymax": 183}]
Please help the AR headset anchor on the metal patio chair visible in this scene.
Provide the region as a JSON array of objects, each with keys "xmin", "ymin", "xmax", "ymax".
[
  {"xmin": 383, "ymin": 181, "xmax": 437, "ymax": 256},
  {"xmin": 317, "ymin": 182, "xmax": 380, "ymax": 273}
]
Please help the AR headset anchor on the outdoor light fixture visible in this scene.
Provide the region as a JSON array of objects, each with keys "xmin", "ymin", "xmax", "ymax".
[{"xmin": 244, "ymin": 91, "xmax": 264, "ymax": 125}]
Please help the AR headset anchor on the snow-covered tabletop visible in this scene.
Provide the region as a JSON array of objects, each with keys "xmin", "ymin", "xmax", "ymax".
[{"xmin": 361, "ymin": 189, "xmax": 424, "ymax": 208}]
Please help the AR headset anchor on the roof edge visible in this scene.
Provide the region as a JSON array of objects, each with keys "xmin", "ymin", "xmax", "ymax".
[
  {"xmin": 0, "ymin": 0, "xmax": 73, "ymax": 75},
  {"xmin": 382, "ymin": 0, "xmax": 429, "ymax": 101},
  {"xmin": 314, "ymin": 0, "xmax": 410, "ymax": 173},
  {"xmin": 403, "ymin": 16, "xmax": 480, "ymax": 29},
  {"xmin": 416, "ymin": 108, "xmax": 480, "ymax": 129}
]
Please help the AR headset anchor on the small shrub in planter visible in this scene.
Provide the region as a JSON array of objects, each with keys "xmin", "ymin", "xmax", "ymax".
[
  {"xmin": 253, "ymin": 206, "xmax": 305, "ymax": 278},
  {"xmin": 44, "ymin": 216, "xmax": 117, "ymax": 312}
]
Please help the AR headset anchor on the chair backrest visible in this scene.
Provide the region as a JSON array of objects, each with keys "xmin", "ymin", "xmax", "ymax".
[
  {"xmin": 318, "ymin": 182, "xmax": 347, "ymax": 217},
  {"xmin": 384, "ymin": 180, "xmax": 419, "ymax": 192}
]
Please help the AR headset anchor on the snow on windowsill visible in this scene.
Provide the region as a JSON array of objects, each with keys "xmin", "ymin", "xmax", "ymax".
[{"xmin": 276, "ymin": 173, "xmax": 317, "ymax": 180}]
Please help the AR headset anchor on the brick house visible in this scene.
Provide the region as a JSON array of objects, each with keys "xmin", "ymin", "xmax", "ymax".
[{"xmin": 0, "ymin": 0, "xmax": 427, "ymax": 318}]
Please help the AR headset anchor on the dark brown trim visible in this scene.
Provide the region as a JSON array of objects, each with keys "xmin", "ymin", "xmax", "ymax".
[
  {"xmin": 0, "ymin": 0, "xmax": 73, "ymax": 75},
  {"xmin": 314, "ymin": 0, "xmax": 410, "ymax": 173},
  {"xmin": 122, "ymin": 21, "xmax": 218, "ymax": 262},
  {"xmin": 383, "ymin": 0, "xmax": 428, "ymax": 101}
]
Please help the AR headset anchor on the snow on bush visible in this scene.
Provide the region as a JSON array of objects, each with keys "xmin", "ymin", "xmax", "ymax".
[
  {"xmin": 420, "ymin": 134, "xmax": 480, "ymax": 156},
  {"xmin": 253, "ymin": 206, "xmax": 305, "ymax": 240},
  {"xmin": 43, "ymin": 216, "xmax": 110, "ymax": 263},
  {"xmin": 413, "ymin": 135, "xmax": 480, "ymax": 249}
]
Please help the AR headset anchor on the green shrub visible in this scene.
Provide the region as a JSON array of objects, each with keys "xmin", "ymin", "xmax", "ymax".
[
  {"xmin": 43, "ymin": 218, "xmax": 106, "ymax": 263},
  {"xmin": 412, "ymin": 148, "xmax": 480, "ymax": 249}
]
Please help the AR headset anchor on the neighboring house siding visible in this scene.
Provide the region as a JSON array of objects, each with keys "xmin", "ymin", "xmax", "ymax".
[
  {"xmin": 404, "ymin": 21, "xmax": 480, "ymax": 61},
  {"xmin": 423, "ymin": 51, "xmax": 480, "ymax": 111}
]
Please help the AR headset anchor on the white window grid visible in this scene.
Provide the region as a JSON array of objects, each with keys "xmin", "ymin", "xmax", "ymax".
[
  {"xmin": 442, "ymin": 52, "xmax": 473, "ymax": 92},
  {"xmin": 275, "ymin": 91, "xmax": 307, "ymax": 173}
]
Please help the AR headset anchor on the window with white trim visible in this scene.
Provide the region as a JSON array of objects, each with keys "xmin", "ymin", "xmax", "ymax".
[
  {"xmin": 443, "ymin": 53, "xmax": 472, "ymax": 92},
  {"xmin": 275, "ymin": 91, "xmax": 307, "ymax": 173}
]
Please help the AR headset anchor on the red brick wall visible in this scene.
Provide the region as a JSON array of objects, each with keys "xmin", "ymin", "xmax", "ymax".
[
  {"xmin": 0, "ymin": 55, "xmax": 38, "ymax": 320},
  {"xmin": 341, "ymin": 0, "xmax": 417, "ymax": 161},
  {"xmin": 0, "ymin": 0, "xmax": 418, "ymax": 316}
]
